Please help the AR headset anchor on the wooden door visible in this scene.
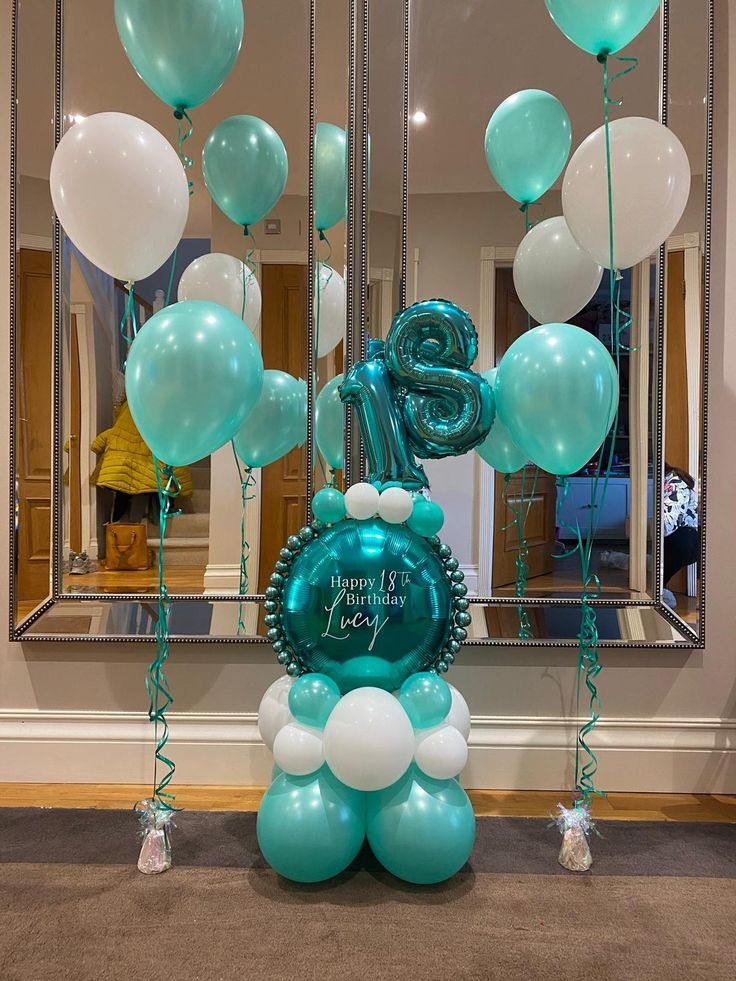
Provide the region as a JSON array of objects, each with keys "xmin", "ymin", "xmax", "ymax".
[
  {"xmin": 68, "ymin": 314, "xmax": 82, "ymax": 553},
  {"xmin": 258, "ymin": 264, "xmax": 309, "ymax": 590},
  {"xmin": 492, "ymin": 267, "xmax": 555, "ymax": 588},
  {"xmin": 664, "ymin": 250, "xmax": 688, "ymax": 594},
  {"xmin": 16, "ymin": 249, "xmax": 53, "ymax": 605}
]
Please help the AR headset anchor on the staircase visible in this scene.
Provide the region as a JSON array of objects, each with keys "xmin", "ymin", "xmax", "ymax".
[{"xmin": 148, "ymin": 458, "xmax": 210, "ymax": 568}]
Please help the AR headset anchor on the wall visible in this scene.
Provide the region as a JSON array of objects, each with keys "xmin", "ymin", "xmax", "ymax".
[{"xmin": 0, "ymin": 0, "xmax": 734, "ymax": 793}]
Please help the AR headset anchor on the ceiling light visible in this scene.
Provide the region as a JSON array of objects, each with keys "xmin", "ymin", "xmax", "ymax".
[{"xmin": 411, "ymin": 110, "xmax": 428, "ymax": 126}]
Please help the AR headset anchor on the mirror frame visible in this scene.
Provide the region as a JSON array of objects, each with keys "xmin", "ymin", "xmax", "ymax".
[{"xmin": 8, "ymin": 0, "xmax": 713, "ymax": 647}]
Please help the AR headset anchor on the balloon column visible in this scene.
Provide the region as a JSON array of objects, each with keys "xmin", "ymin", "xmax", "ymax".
[{"xmin": 257, "ymin": 299, "xmax": 485, "ymax": 883}]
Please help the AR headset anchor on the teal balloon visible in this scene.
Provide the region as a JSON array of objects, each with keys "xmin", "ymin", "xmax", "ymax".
[
  {"xmin": 366, "ymin": 766, "xmax": 476, "ymax": 884},
  {"xmin": 289, "ymin": 673, "xmax": 341, "ymax": 729},
  {"xmin": 281, "ymin": 519, "xmax": 453, "ymax": 693},
  {"xmin": 545, "ymin": 0, "xmax": 661, "ymax": 57},
  {"xmin": 315, "ymin": 374, "xmax": 345, "ymax": 469},
  {"xmin": 203, "ymin": 115, "xmax": 288, "ymax": 229},
  {"xmin": 271, "ymin": 763, "xmax": 283, "ymax": 783},
  {"xmin": 257, "ymin": 766, "xmax": 366, "ymax": 882},
  {"xmin": 484, "ymin": 90, "xmax": 572, "ymax": 205},
  {"xmin": 233, "ymin": 370, "xmax": 303, "ymax": 468},
  {"xmin": 295, "ymin": 378, "xmax": 308, "ymax": 447},
  {"xmin": 114, "ymin": 0, "xmax": 244, "ymax": 111},
  {"xmin": 495, "ymin": 323, "xmax": 619, "ymax": 477},
  {"xmin": 399, "ymin": 673, "xmax": 452, "ymax": 729},
  {"xmin": 407, "ymin": 498, "xmax": 445, "ymax": 538},
  {"xmin": 126, "ymin": 300, "xmax": 263, "ymax": 467},
  {"xmin": 315, "ymin": 123, "xmax": 347, "ymax": 232},
  {"xmin": 312, "ymin": 487, "xmax": 346, "ymax": 524},
  {"xmin": 475, "ymin": 368, "xmax": 528, "ymax": 473}
]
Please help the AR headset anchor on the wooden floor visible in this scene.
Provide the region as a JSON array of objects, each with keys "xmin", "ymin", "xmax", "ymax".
[
  {"xmin": 1, "ymin": 784, "xmax": 734, "ymax": 822},
  {"xmin": 62, "ymin": 566, "xmax": 209, "ymax": 594}
]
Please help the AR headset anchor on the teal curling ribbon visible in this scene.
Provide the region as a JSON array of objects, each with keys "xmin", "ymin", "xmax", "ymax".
[
  {"xmin": 502, "ymin": 468, "xmax": 540, "ymax": 640},
  {"xmin": 146, "ymin": 459, "xmax": 183, "ymax": 810},
  {"xmin": 174, "ymin": 108, "xmax": 195, "ymax": 196},
  {"xmin": 231, "ymin": 440, "xmax": 257, "ymax": 636},
  {"xmin": 241, "ymin": 227, "xmax": 257, "ymax": 321},
  {"xmin": 314, "ymin": 232, "xmax": 334, "ymax": 486},
  {"xmin": 119, "ymin": 281, "xmax": 138, "ymax": 342}
]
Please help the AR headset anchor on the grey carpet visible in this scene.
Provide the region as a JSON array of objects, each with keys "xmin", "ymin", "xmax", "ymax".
[{"xmin": 1, "ymin": 811, "xmax": 735, "ymax": 981}]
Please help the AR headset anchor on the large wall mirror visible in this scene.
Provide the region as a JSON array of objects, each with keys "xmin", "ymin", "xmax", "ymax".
[{"xmin": 10, "ymin": 0, "xmax": 712, "ymax": 646}]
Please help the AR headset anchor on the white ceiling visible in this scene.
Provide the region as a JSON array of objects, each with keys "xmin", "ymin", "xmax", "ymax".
[{"xmin": 16, "ymin": 0, "xmax": 709, "ymax": 229}]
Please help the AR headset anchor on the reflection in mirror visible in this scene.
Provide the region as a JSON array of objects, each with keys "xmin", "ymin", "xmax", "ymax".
[
  {"xmin": 397, "ymin": 0, "xmax": 709, "ymax": 642},
  {"xmin": 50, "ymin": 0, "xmax": 313, "ymax": 612},
  {"xmin": 14, "ymin": 0, "xmax": 55, "ymax": 627}
]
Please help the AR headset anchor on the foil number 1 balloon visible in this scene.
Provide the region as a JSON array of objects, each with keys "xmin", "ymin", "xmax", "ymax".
[{"xmin": 340, "ymin": 300, "xmax": 494, "ymax": 488}]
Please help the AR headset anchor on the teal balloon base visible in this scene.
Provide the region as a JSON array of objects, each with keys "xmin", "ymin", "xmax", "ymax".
[{"xmin": 264, "ymin": 518, "xmax": 470, "ymax": 692}]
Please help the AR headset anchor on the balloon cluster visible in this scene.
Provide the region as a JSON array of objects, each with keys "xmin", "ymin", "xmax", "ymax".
[{"xmin": 257, "ymin": 672, "xmax": 475, "ymax": 884}]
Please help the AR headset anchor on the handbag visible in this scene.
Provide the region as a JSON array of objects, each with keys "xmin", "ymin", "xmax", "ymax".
[{"xmin": 104, "ymin": 522, "xmax": 150, "ymax": 571}]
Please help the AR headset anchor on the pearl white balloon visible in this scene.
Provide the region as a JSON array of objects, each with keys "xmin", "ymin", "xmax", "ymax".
[
  {"xmin": 513, "ymin": 216, "xmax": 603, "ymax": 323},
  {"xmin": 178, "ymin": 253, "xmax": 261, "ymax": 331},
  {"xmin": 414, "ymin": 724, "xmax": 469, "ymax": 780},
  {"xmin": 273, "ymin": 722, "xmax": 325, "ymax": 776},
  {"xmin": 315, "ymin": 263, "xmax": 346, "ymax": 357},
  {"xmin": 344, "ymin": 482, "xmax": 380, "ymax": 520},
  {"xmin": 323, "ymin": 687, "xmax": 415, "ymax": 791},
  {"xmin": 257, "ymin": 675, "xmax": 294, "ymax": 751},
  {"xmin": 563, "ymin": 117, "xmax": 691, "ymax": 270},
  {"xmin": 446, "ymin": 684, "xmax": 471, "ymax": 741},
  {"xmin": 378, "ymin": 487, "xmax": 413, "ymax": 524},
  {"xmin": 50, "ymin": 112, "xmax": 189, "ymax": 282}
]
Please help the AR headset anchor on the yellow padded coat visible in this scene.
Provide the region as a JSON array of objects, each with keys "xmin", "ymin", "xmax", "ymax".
[{"xmin": 90, "ymin": 401, "xmax": 193, "ymax": 497}]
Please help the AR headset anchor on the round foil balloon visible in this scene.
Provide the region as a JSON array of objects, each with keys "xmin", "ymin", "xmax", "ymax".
[{"xmin": 266, "ymin": 519, "xmax": 468, "ymax": 693}]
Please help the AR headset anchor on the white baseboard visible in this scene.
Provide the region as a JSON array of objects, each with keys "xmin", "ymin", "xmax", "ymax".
[
  {"xmin": 460, "ymin": 564, "xmax": 479, "ymax": 596},
  {"xmin": 0, "ymin": 710, "xmax": 734, "ymax": 793},
  {"xmin": 203, "ymin": 563, "xmax": 241, "ymax": 590}
]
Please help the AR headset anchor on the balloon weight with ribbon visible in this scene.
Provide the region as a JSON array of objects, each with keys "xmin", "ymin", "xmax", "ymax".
[
  {"xmin": 50, "ymin": 112, "xmax": 189, "ymax": 282},
  {"xmin": 495, "ymin": 323, "xmax": 618, "ymax": 476},
  {"xmin": 484, "ymin": 90, "xmax": 572, "ymax": 205},
  {"xmin": 233, "ymin": 369, "xmax": 304, "ymax": 468},
  {"xmin": 563, "ymin": 116, "xmax": 690, "ymax": 270},
  {"xmin": 203, "ymin": 115, "xmax": 288, "ymax": 230},
  {"xmin": 544, "ymin": 0, "xmax": 661, "ymax": 57},
  {"xmin": 114, "ymin": 0, "xmax": 244, "ymax": 111},
  {"xmin": 315, "ymin": 374, "xmax": 345, "ymax": 470},
  {"xmin": 125, "ymin": 300, "xmax": 264, "ymax": 466},
  {"xmin": 513, "ymin": 216, "xmax": 603, "ymax": 324},
  {"xmin": 178, "ymin": 252, "xmax": 261, "ymax": 331},
  {"xmin": 314, "ymin": 122, "xmax": 348, "ymax": 232}
]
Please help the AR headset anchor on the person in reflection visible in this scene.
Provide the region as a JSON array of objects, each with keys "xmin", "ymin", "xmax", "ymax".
[{"xmin": 663, "ymin": 462, "xmax": 699, "ymax": 609}]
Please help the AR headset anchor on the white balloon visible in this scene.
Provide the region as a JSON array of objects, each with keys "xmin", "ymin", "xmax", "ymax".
[
  {"xmin": 344, "ymin": 482, "xmax": 380, "ymax": 520},
  {"xmin": 315, "ymin": 263, "xmax": 346, "ymax": 358},
  {"xmin": 562, "ymin": 117, "xmax": 691, "ymax": 270},
  {"xmin": 323, "ymin": 687, "xmax": 415, "ymax": 791},
  {"xmin": 414, "ymin": 724, "xmax": 469, "ymax": 780},
  {"xmin": 273, "ymin": 722, "xmax": 325, "ymax": 776},
  {"xmin": 50, "ymin": 112, "xmax": 189, "ymax": 282},
  {"xmin": 257, "ymin": 675, "xmax": 294, "ymax": 751},
  {"xmin": 378, "ymin": 487, "xmax": 413, "ymax": 524},
  {"xmin": 446, "ymin": 684, "xmax": 471, "ymax": 741},
  {"xmin": 513, "ymin": 217, "xmax": 603, "ymax": 323},
  {"xmin": 178, "ymin": 253, "xmax": 261, "ymax": 331}
]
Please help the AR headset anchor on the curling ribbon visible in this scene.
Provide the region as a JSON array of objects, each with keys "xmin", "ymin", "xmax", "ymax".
[
  {"xmin": 145, "ymin": 459, "xmax": 183, "ymax": 810},
  {"xmin": 241, "ymin": 227, "xmax": 258, "ymax": 321},
  {"xmin": 173, "ymin": 107, "xmax": 195, "ymax": 196},
  {"xmin": 502, "ymin": 467, "xmax": 540, "ymax": 640},
  {"xmin": 314, "ymin": 232, "xmax": 334, "ymax": 486},
  {"xmin": 119, "ymin": 281, "xmax": 138, "ymax": 342},
  {"xmin": 231, "ymin": 441, "xmax": 257, "ymax": 636}
]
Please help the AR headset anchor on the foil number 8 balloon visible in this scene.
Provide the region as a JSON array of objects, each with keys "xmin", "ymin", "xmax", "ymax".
[{"xmin": 384, "ymin": 300, "xmax": 495, "ymax": 459}]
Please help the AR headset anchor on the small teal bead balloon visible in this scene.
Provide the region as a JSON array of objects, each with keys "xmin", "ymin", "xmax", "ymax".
[
  {"xmin": 399, "ymin": 672, "xmax": 452, "ymax": 729},
  {"xmin": 366, "ymin": 766, "xmax": 476, "ymax": 884},
  {"xmin": 288, "ymin": 673, "xmax": 341, "ymax": 729},
  {"xmin": 257, "ymin": 766, "xmax": 366, "ymax": 882},
  {"xmin": 314, "ymin": 122, "xmax": 347, "ymax": 232},
  {"xmin": 203, "ymin": 115, "xmax": 288, "ymax": 229},
  {"xmin": 495, "ymin": 323, "xmax": 619, "ymax": 476},
  {"xmin": 114, "ymin": 0, "xmax": 244, "ymax": 111},
  {"xmin": 315, "ymin": 374, "xmax": 345, "ymax": 469},
  {"xmin": 484, "ymin": 90, "xmax": 572, "ymax": 205},
  {"xmin": 312, "ymin": 487, "xmax": 346, "ymax": 524},
  {"xmin": 233, "ymin": 370, "xmax": 303, "ymax": 468},
  {"xmin": 125, "ymin": 300, "xmax": 263, "ymax": 467},
  {"xmin": 545, "ymin": 0, "xmax": 661, "ymax": 57},
  {"xmin": 407, "ymin": 498, "xmax": 445, "ymax": 538}
]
